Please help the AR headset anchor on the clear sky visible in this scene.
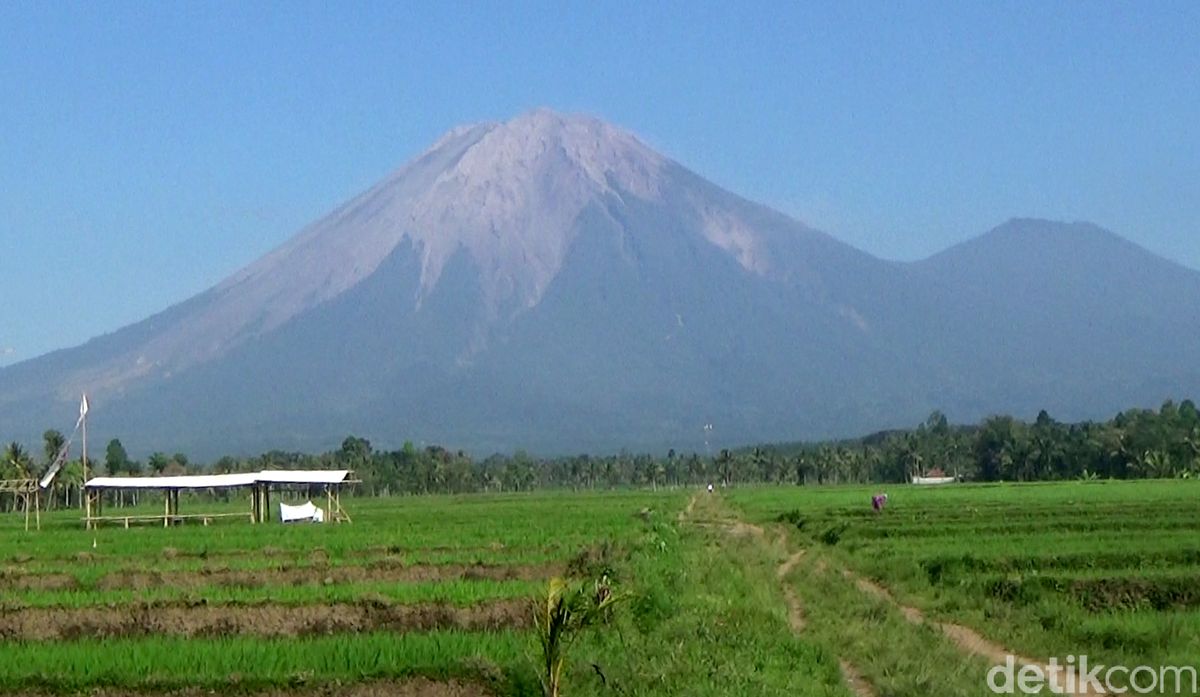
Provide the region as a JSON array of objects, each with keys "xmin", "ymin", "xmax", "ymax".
[{"xmin": 2, "ymin": 1, "xmax": 1198, "ymax": 367}]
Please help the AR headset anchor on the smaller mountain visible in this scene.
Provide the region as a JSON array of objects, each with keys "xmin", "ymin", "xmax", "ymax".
[{"xmin": 905, "ymin": 218, "xmax": 1200, "ymax": 421}]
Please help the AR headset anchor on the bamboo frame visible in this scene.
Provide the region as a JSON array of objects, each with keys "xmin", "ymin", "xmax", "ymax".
[
  {"xmin": 81, "ymin": 476, "xmax": 356, "ymax": 528},
  {"xmin": 83, "ymin": 486, "xmax": 254, "ymax": 529},
  {"xmin": 1, "ymin": 479, "xmax": 40, "ymax": 531},
  {"xmin": 253, "ymin": 479, "xmax": 355, "ymax": 524}
]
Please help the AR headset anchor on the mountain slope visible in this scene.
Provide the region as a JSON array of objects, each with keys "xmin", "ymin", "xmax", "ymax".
[
  {"xmin": 2, "ymin": 112, "xmax": 1198, "ymax": 457},
  {"xmin": 903, "ymin": 218, "xmax": 1200, "ymax": 419}
]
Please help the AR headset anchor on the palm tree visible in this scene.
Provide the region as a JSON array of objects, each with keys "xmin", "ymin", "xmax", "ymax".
[
  {"xmin": 147, "ymin": 452, "xmax": 169, "ymax": 475},
  {"xmin": 42, "ymin": 430, "xmax": 66, "ymax": 467},
  {"xmin": 59, "ymin": 459, "xmax": 84, "ymax": 509},
  {"xmin": 4, "ymin": 442, "xmax": 32, "ymax": 480}
]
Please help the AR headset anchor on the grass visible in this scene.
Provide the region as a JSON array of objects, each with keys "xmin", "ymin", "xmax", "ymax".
[{"xmin": 0, "ymin": 631, "xmax": 532, "ymax": 693}]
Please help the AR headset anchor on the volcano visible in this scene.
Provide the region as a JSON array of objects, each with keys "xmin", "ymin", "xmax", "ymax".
[{"xmin": 3, "ymin": 109, "xmax": 1199, "ymax": 456}]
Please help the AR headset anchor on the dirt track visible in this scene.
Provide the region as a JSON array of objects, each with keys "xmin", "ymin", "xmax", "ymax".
[
  {"xmin": 838, "ymin": 660, "xmax": 878, "ymax": 697},
  {"xmin": 837, "ymin": 567, "xmax": 1100, "ymax": 696},
  {"xmin": 776, "ymin": 551, "xmax": 807, "ymax": 632},
  {"xmin": 0, "ymin": 599, "xmax": 529, "ymax": 640}
]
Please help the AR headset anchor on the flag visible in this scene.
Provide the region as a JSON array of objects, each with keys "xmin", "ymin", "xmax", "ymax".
[{"xmin": 74, "ymin": 393, "xmax": 89, "ymax": 431}]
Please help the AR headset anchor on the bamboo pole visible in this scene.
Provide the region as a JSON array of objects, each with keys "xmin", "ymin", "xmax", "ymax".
[{"xmin": 82, "ymin": 399, "xmax": 89, "ymax": 529}]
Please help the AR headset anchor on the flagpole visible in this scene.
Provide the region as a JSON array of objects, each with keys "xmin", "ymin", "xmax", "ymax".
[{"xmin": 81, "ymin": 393, "xmax": 89, "ymax": 526}]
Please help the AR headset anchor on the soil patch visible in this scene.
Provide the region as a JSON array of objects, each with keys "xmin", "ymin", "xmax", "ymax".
[
  {"xmin": 0, "ymin": 599, "xmax": 528, "ymax": 641},
  {"xmin": 0, "ymin": 570, "xmax": 78, "ymax": 591}
]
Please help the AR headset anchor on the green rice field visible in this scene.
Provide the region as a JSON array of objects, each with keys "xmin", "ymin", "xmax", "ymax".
[{"xmin": 0, "ymin": 481, "xmax": 1197, "ymax": 696}]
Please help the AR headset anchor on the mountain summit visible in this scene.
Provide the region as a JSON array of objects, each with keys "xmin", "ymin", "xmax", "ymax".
[{"xmin": 3, "ymin": 110, "xmax": 1198, "ymax": 456}]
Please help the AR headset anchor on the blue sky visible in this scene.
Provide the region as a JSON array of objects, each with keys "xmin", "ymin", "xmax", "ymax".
[{"xmin": 2, "ymin": 1, "xmax": 1198, "ymax": 366}]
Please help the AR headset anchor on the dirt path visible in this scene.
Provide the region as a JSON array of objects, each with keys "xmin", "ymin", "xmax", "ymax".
[
  {"xmin": 686, "ymin": 497, "xmax": 1094, "ymax": 695},
  {"xmin": 776, "ymin": 550, "xmax": 805, "ymax": 580},
  {"xmin": 681, "ymin": 493, "xmax": 764, "ymax": 538},
  {"xmin": 0, "ymin": 598, "xmax": 528, "ymax": 641},
  {"xmin": 776, "ymin": 551, "xmax": 807, "ymax": 632},
  {"xmin": 683, "ymin": 495, "xmax": 879, "ymax": 697},
  {"xmin": 788, "ymin": 556, "xmax": 874, "ymax": 694},
  {"xmin": 838, "ymin": 567, "xmax": 1099, "ymax": 695},
  {"xmin": 677, "ymin": 493, "xmax": 699, "ymax": 522},
  {"xmin": 838, "ymin": 660, "xmax": 878, "ymax": 697}
]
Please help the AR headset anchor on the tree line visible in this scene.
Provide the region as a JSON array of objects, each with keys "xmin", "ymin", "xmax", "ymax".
[{"xmin": 5, "ymin": 399, "xmax": 1200, "ymax": 509}]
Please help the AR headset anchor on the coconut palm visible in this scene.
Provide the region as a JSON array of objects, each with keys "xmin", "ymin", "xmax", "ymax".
[{"xmin": 3, "ymin": 442, "xmax": 32, "ymax": 480}]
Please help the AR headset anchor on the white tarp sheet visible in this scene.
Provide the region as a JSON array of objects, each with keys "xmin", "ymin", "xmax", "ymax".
[
  {"xmin": 279, "ymin": 501, "xmax": 325, "ymax": 523},
  {"xmin": 256, "ymin": 470, "xmax": 351, "ymax": 485},
  {"xmin": 912, "ymin": 476, "xmax": 958, "ymax": 485}
]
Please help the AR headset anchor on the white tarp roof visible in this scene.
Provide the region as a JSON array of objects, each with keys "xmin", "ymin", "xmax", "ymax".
[
  {"xmin": 85, "ymin": 470, "xmax": 351, "ymax": 490},
  {"xmin": 85, "ymin": 473, "xmax": 258, "ymax": 490},
  {"xmin": 256, "ymin": 470, "xmax": 351, "ymax": 485}
]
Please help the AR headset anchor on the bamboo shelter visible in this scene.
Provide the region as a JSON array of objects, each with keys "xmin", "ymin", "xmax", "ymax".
[
  {"xmin": 252, "ymin": 470, "xmax": 356, "ymax": 524},
  {"xmin": 83, "ymin": 470, "xmax": 356, "ymax": 528}
]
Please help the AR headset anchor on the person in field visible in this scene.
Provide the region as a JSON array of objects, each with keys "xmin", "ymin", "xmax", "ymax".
[{"xmin": 872, "ymin": 493, "xmax": 888, "ymax": 513}]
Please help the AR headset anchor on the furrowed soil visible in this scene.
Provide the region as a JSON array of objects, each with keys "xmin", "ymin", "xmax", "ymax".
[
  {"xmin": 0, "ymin": 598, "xmax": 528, "ymax": 640},
  {"xmin": 0, "ymin": 562, "xmax": 557, "ymax": 591},
  {"xmin": 97, "ymin": 561, "xmax": 557, "ymax": 590}
]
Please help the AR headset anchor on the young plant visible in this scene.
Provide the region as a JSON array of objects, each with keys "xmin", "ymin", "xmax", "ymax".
[{"xmin": 533, "ymin": 574, "xmax": 623, "ymax": 697}]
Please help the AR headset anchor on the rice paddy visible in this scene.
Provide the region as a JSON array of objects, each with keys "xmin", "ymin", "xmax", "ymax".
[{"xmin": 1, "ymin": 481, "xmax": 1196, "ymax": 696}]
